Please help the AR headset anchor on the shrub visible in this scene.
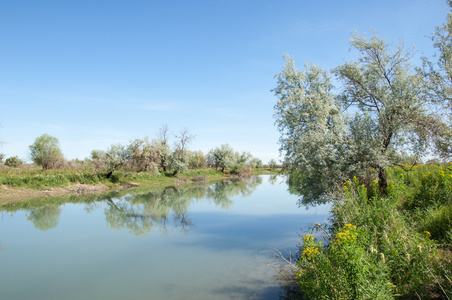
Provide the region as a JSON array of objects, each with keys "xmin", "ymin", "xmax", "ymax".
[
  {"xmin": 5, "ymin": 156, "xmax": 23, "ymax": 167},
  {"xmin": 296, "ymin": 177, "xmax": 438, "ymax": 299}
]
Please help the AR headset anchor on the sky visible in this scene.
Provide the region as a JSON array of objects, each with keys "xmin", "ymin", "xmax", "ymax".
[{"xmin": 0, "ymin": 0, "xmax": 450, "ymax": 163}]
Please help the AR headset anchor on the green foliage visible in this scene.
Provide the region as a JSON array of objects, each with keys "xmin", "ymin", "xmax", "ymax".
[
  {"xmin": 208, "ymin": 144, "xmax": 237, "ymax": 172},
  {"xmin": 0, "ymin": 153, "xmax": 5, "ymax": 163},
  {"xmin": 188, "ymin": 150, "xmax": 206, "ymax": 169},
  {"xmin": 29, "ymin": 134, "xmax": 64, "ymax": 170},
  {"xmin": 420, "ymin": 204, "xmax": 452, "ymax": 244},
  {"xmin": 0, "ymin": 168, "xmax": 102, "ymax": 188},
  {"xmin": 268, "ymin": 159, "xmax": 278, "ymax": 170},
  {"xmin": 422, "ymin": 2, "xmax": 452, "ymax": 128},
  {"xmin": 4, "ymin": 156, "xmax": 23, "ymax": 167},
  {"xmin": 295, "ymin": 168, "xmax": 449, "ymax": 299},
  {"xmin": 105, "ymin": 143, "xmax": 129, "ymax": 176},
  {"xmin": 297, "ymin": 227, "xmax": 394, "ymax": 300},
  {"xmin": 26, "ymin": 206, "xmax": 61, "ymax": 231},
  {"xmin": 274, "ymin": 33, "xmax": 452, "ymax": 201},
  {"xmin": 168, "ymin": 149, "xmax": 189, "ymax": 175}
]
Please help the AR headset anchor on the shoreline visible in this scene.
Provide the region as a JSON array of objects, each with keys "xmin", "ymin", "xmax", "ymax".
[{"xmin": 0, "ymin": 169, "xmax": 280, "ymax": 206}]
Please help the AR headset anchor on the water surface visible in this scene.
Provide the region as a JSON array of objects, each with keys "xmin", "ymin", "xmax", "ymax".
[{"xmin": 0, "ymin": 175, "xmax": 329, "ymax": 300}]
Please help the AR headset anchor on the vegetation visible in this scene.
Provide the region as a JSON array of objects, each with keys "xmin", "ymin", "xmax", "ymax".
[
  {"xmin": 29, "ymin": 133, "xmax": 64, "ymax": 170},
  {"xmin": 292, "ymin": 165, "xmax": 451, "ymax": 299},
  {"xmin": 273, "ymin": 34, "xmax": 451, "ymax": 202},
  {"xmin": 276, "ymin": 4, "xmax": 452, "ymax": 299},
  {"xmin": 0, "ymin": 175, "xmax": 264, "ymax": 235},
  {"xmin": 0, "ymin": 126, "xmax": 277, "ymax": 202},
  {"xmin": 4, "ymin": 156, "xmax": 23, "ymax": 167}
]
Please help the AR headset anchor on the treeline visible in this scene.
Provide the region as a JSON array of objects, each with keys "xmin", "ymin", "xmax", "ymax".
[{"xmin": 0, "ymin": 126, "xmax": 279, "ymax": 180}]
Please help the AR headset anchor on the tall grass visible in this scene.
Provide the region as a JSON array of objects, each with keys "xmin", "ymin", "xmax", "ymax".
[
  {"xmin": 294, "ymin": 164, "xmax": 452, "ymax": 299},
  {"xmin": 0, "ymin": 168, "xmax": 102, "ymax": 189}
]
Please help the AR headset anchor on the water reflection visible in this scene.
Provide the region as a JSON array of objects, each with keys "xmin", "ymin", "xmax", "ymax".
[
  {"xmin": 1, "ymin": 176, "xmax": 263, "ymax": 236},
  {"xmin": 0, "ymin": 175, "xmax": 328, "ymax": 300},
  {"xmin": 26, "ymin": 206, "xmax": 62, "ymax": 231}
]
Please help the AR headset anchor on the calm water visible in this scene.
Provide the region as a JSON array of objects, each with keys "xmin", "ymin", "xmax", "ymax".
[{"xmin": 0, "ymin": 175, "xmax": 329, "ymax": 300}]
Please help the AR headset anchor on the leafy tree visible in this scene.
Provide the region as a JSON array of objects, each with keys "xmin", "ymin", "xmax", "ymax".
[
  {"xmin": 105, "ymin": 143, "xmax": 129, "ymax": 178},
  {"xmin": 168, "ymin": 150, "xmax": 189, "ymax": 175},
  {"xmin": 0, "ymin": 153, "xmax": 5, "ymax": 164},
  {"xmin": 422, "ymin": 1, "xmax": 452, "ymax": 113},
  {"xmin": 274, "ymin": 33, "xmax": 451, "ymax": 200},
  {"xmin": 188, "ymin": 150, "xmax": 206, "ymax": 169},
  {"xmin": 169, "ymin": 128, "xmax": 194, "ymax": 175},
  {"xmin": 208, "ymin": 144, "xmax": 236, "ymax": 172},
  {"xmin": 250, "ymin": 158, "xmax": 262, "ymax": 168},
  {"xmin": 421, "ymin": 2, "xmax": 452, "ymax": 155},
  {"xmin": 90, "ymin": 149, "xmax": 105, "ymax": 160},
  {"xmin": 274, "ymin": 57, "xmax": 347, "ymax": 200},
  {"xmin": 154, "ymin": 140, "xmax": 171, "ymax": 172},
  {"xmin": 127, "ymin": 137, "xmax": 160, "ymax": 173},
  {"xmin": 29, "ymin": 134, "xmax": 64, "ymax": 170},
  {"xmin": 268, "ymin": 159, "xmax": 278, "ymax": 170}
]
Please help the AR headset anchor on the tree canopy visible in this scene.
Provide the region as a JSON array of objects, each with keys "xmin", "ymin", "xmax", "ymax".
[{"xmin": 274, "ymin": 32, "xmax": 452, "ymax": 202}]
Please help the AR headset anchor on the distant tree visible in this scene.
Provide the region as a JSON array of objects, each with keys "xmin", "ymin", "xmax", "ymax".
[
  {"xmin": 253, "ymin": 158, "xmax": 263, "ymax": 168},
  {"xmin": 90, "ymin": 149, "xmax": 105, "ymax": 160},
  {"xmin": 105, "ymin": 144, "xmax": 129, "ymax": 178},
  {"xmin": 208, "ymin": 144, "xmax": 236, "ymax": 173},
  {"xmin": 168, "ymin": 150, "xmax": 189, "ymax": 176},
  {"xmin": 0, "ymin": 153, "xmax": 4, "ymax": 164},
  {"xmin": 169, "ymin": 128, "xmax": 195, "ymax": 175},
  {"xmin": 173, "ymin": 128, "xmax": 195, "ymax": 153},
  {"xmin": 5, "ymin": 156, "xmax": 23, "ymax": 167},
  {"xmin": 188, "ymin": 150, "xmax": 206, "ymax": 169},
  {"xmin": 155, "ymin": 140, "xmax": 171, "ymax": 172},
  {"xmin": 268, "ymin": 159, "xmax": 277, "ymax": 170},
  {"xmin": 158, "ymin": 124, "xmax": 170, "ymax": 145},
  {"xmin": 127, "ymin": 137, "xmax": 160, "ymax": 173},
  {"xmin": 29, "ymin": 134, "xmax": 64, "ymax": 170}
]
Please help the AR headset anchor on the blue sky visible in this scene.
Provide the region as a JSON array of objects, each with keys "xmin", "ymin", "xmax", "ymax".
[{"xmin": 0, "ymin": 0, "xmax": 449, "ymax": 162}]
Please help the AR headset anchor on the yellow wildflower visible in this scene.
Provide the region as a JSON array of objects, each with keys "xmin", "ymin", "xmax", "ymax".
[{"xmin": 302, "ymin": 246, "xmax": 320, "ymax": 260}]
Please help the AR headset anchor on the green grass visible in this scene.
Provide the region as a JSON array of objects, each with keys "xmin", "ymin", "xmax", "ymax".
[
  {"xmin": 293, "ymin": 164, "xmax": 452, "ymax": 299},
  {"xmin": 0, "ymin": 168, "xmax": 102, "ymax": 188}
]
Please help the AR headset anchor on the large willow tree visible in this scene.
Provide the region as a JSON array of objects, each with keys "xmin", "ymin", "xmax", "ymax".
[{"xmin": 274, "ymin": 33, "xmax": 451, "ymax": 202}]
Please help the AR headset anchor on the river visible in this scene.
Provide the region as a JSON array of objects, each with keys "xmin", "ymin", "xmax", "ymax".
[{"xmin": 0, "ymin": 175, "xmax": 329, "ymax": 300}]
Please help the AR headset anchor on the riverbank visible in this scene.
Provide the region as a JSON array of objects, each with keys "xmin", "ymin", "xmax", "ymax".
[{"xmin": 0, "ymin": 166, "xmax": 280, "ymax": 205}]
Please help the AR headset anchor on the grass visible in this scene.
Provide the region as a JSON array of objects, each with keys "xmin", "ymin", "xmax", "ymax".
[{"xmin": 292, "ymin": 164, "xmax": 452, "ymax": 299}]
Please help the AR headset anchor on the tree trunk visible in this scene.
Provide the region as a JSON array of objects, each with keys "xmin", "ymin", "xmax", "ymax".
[{"xmin": 378, "ymin": 166, "xmax": 388, "ymax": 195}]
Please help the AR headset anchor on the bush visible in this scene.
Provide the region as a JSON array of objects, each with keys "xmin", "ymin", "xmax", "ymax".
[
  {"xmin": 295, "ymin": 177, "xmax": 438, "ymax": 299},
  {"xmin": 5, "ymin": 156, "xmax": 23, "ymax": 167}
]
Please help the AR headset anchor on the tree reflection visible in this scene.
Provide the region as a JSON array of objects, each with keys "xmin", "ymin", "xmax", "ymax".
[
  {"xmin": 287, "ymin": 172, "xmax": 334, "ymax": 207},
  {"xmin": 26, "ymin": 206, "xmax": 62, "ymax": 231},
  {"xmin": 268, "ymin": 175, "xmax": 279, "ymax": 185},
  {"xmin": 3, "ymin": 176, "xmax": 264, "ymax": 235},
  {"xmin": 102, "ymin": 176, "xmax": 263, "ymax": 236}
]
